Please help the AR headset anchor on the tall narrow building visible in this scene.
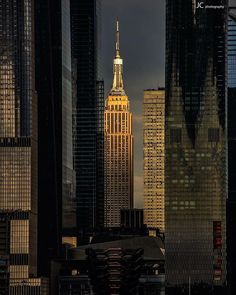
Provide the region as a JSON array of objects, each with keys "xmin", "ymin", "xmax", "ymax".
[
  {"xmin": 0, "ymin": 0, "xmax": 37, "ymax": 285},
  {"xmin": 165, "ymin": 0, "xmax": 227, "ymax": 291},
  {"xmin": 104, "ymin": 21, "xmax": 133, "ymax": 228},
  {"xmin": 35, "ymin": 0, "xmax": 76, "ymax": 277},
  {"xmin": 0, "ymin": 0, "xmax": 47, "ymax": 292},
  {"xmin": 70, "ymin": 0, "xmax": 104, "ymax": 230},
  {"xmin": 227, "ymin": 7, "xmax": 236, "ymax": 295},
  {"xmin": 143, "ymin": 89, "xmax": 165, "ymax": 232}
]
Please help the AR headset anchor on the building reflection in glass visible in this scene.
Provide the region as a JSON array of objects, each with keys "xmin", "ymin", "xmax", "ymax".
[
  {"xmin": 227, "ymin": 6, "xmax": 236, "ymax": 295},
  {"xmin": 165, "ymin": 0, "xmax": 227, "ymax": 290},
  {"xmin": 0, "ymin": 0, "xmax": 38, "ymax": 289}
]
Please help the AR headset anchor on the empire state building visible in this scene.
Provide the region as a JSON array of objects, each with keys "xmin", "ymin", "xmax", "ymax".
[{"xmin": 104, "ymin": 20, "xmax": 133, "ymax": 228}]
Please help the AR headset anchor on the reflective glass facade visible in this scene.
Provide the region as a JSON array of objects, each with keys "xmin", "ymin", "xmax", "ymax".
[
  {"xmin": 70, "ymin": 0, "xmax": 103, "ymax": 229},
  {"xmin": 0, "ymin": 213, "xmax": 10, "ymax": 294},
  {"xmin": 61, "ymin": 0, "xmax": 76, "ymax": 236},
  {"xmin": 96, "ymin": 80, "xmax": 105, "ymax": 227},
  {"xmin": 35, "ymin": 0, "xmax": 76, "ymax": 277},
  {"xmin": 165, "ymin": 0, "xmax": 227, "ymax": 289},
  {"xmin": 143, "ymin": 89, "xmax": 165, "ymax": 232},
  {"xmin": 0, "ymin": 0, "xmax": 38, "ymax": 289},
  {"xmin": 228, "ymin": 11, "xmax": 236, "ymax": 88},
  {"xmin": 227, "ymin": 8, "xmax": 236, "ymax": 295}
]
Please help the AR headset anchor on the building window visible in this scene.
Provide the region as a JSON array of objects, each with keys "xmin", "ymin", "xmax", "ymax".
[
  {"xmin": 170, "ymin": 128, "xmax": 182, "ymax": 144},
  {"xmin": 208, "ymin": 128, "xmax": 219, "ymax": 143}
]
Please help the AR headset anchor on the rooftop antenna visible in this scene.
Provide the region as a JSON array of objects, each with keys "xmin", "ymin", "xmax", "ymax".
[{"xmin": 116, "ymin": 18, "xmax": 120, "ymax": 58}]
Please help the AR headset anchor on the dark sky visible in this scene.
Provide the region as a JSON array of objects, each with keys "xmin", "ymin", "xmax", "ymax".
[
  {"xmin": 102, "ymin": 0, "xmax": 165, "ymax": 208},
  {"xmin": 101, "ymin": 0, "xmax": 234, "ymax": 208}
]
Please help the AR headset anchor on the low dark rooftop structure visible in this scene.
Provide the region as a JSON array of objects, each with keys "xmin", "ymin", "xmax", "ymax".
[{"xmin": 69, "ymin": 236, "xmax": 165, "ymax": 261}]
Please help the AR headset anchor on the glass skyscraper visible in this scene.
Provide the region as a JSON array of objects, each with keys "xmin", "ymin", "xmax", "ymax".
[
  {"xmin": 70, "ymin": 0, "xmax": 104, "ymax": 230},
  {"xmin": 35, "ymin": 0, "xmax": 76, "ymax": 277},
  {"xmin": 0, "ymin": 1, "xmax": 48, "ymax": 293},
  {"xmin": 0, "ymin": 0, "xmax": 37, "ymax": 287},
  {"xmin": 227, "ymin": 7, "xmax": 236, "ymax": 295},
  {"xmin": 165, "ymin": 0, "xmax": 227, "ymax": 291}
]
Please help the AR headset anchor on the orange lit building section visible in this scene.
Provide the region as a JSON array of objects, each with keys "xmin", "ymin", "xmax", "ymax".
[
  {"xmin": 104, "ymin": 20, "xmax": 133, "ymax": 227},
  {"xmin": 143, "ymin": 89, "xmax": 165, "ymax": 232}
]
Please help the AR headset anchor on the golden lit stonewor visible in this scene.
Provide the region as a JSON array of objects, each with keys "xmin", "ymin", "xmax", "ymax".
[
  {"xmin": 143, "ymin": 89, "xmax": 165, "ymax": 232},
  {"xmin": 104, "ymin": 20, "xmax": 133, "ymax": 228}
]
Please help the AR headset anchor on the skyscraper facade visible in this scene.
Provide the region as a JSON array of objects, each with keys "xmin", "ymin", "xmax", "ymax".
[
  {"xmin": 96, "ymin": 80, "xmax": 105, "ymax": 227},
  {"xmin": 104, "ymin": 21, "xmax": 133, "ymax": 228},
  {"xmin": 143, "ymin": 89, "xmax": 165, "ymax": 232},
  {"xmin": 70, "ymin": 0, "xmax": 103, "ymax": 230},
  {"xmin": 0, "ymin": 212, "xmax": 10, "ymax": 294},
  {"xmin": 227, "ymin": 7, "xmax": 236, "ymax": 295},
  {"xmin": 35, "ymin": 0, "xmax": 76, "ymax": 277},
  {"xmin": 0, "ymin": 0, "xmax": 38, "ymax": 289},
  {"xmin": 165, "ymin": 0, "xmax": 227, "ymax": 290}
]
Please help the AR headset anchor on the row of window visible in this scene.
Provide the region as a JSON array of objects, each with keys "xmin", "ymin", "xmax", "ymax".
[{"xmin": 169, "ymin": 128, "xmax": 220, "ymax": 144}]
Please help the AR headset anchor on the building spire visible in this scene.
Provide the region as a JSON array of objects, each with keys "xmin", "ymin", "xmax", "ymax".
[
  {"xmin": 110, "ymin": 19, "xmax": 126, "ymax": 96},
  {"xmin": 116, "ymin": 19, "xmax": 120, "ymax": 57}
]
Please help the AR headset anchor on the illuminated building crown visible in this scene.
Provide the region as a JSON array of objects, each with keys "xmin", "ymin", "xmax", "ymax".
[{"xmin": 109, "ymin": 19, "xmax": 127, "ymax": 97}]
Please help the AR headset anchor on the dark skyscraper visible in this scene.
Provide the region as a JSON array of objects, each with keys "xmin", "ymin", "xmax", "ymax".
[
  {"xmin": 0, "ymin": 0, "xmax": 48, "ymax": 292},
  {"xmin": 0, "ymin": 212, "xmax": 10, "ymax": 294},
  {"xmin": 35, "ymin": 0, "xmax": 76, "ymax": 277},
  {"xmin": 70, "ymin": 0, "xmax": 103, "ymax": 230},
  {"xmin": 0, "ymin": 0, "xmax": 38, "ymax": 287},
  {"xmin": 165, "ymin": 0, "xmax": 227, "ymax": 291},
  {"xmin": 227, "ymin": 7, "xmax": 236, "ymax": 295}
]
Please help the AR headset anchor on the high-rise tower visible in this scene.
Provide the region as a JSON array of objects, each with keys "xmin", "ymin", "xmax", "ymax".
[
  {"xmin": 227, "ymin": 6, "xmax": 236, "ymax": 295},
  {"xmin": 0, "ymin": 0, "xmax": 48, "ymax": 292},
  {"xmin": 35, "ymin": 0, "xmax": 76, "ymax": 277},
  {"xmin": 70, "ymin": 0, "xmax": 104, "ymax": 230},
  {"xmin": 165, "ymin": 0, "xmax": 227, "ymax": 291},
  {"xmin": 143, "ymin": 89, "xmax": 165, "ymax": 232},
  {"xmin": 104, "ymin": 20, "xmax": 133, "ymax": 228},
  {"xmin": 0, "ymin": 0, "xmax": 37, "ymax": 286}
]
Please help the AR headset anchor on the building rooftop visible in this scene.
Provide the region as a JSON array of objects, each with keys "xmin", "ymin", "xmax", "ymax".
[{"xmin": 69, "ymin": 236, "xmax": 165, "ymax": 261}]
